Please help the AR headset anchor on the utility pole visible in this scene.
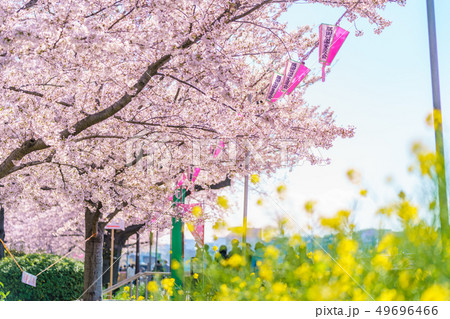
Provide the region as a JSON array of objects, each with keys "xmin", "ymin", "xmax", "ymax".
[{"xmin": 426, "ymin": 0, "xmax": 449, "ymax": 244}]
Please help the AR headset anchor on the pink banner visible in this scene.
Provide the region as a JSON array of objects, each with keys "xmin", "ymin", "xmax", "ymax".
[
  {"xmin": 319, "ymin": 24, "xmax": 336, "ymax": 65},
  {"xmin": 176, "ymin": 203, "xmax": 200, "ymax": 216},
  {"xmin": 211, "ymin": 140, "xmax": 225, "ymax": 158},
  {"xmin": 176, "ymin": 173, "xmax": 187, "ymax": 188},
  {"xmin": 319, "ymin": 24, "xmax": 349, "ymax": 82},
  {"xmin": 326, "ymin": 26, "xmax": 349, "ymax": 65},
  {"xmin": 270, "ymin": 86, "xmax": 284, "ymax": 103},
  {"xmin": 281, "ymin": 59, "xmax": 302, "ymax": 92},
  {"xmin": 188, "ymin": 222, "xmax": 205, "ymax": 247},
  {"xmin": 266, "ymin": 72, "xmax": 284, "ymax": 102},
  {"xmin": 189, "ymin": 167, "xmax": 201, "ymax": 183},
  {"xmin": 286, "ymin": 64, "xmax": 310, "ymax": 95}
]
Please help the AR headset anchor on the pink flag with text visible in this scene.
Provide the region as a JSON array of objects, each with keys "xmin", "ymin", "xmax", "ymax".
[
  {"xmin": 284, "ymin": 61, "xmax": 310, "ymax": 95},
  {"xmin": 319, "ymin": 24, "xmax": 349, "ymax": 82},
  {"xmin": 266, "ymin": 72, "xmax": 284, "ymax": 103}
]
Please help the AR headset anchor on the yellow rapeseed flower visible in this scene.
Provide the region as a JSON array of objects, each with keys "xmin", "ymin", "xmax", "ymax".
[
  {"xmin": 227, "ymin": 254, "xmax": 245, "ymax": 268},
  {"xmin": 377, "ymin": 233, "xmax": 397, "ymax": 254},
  {"xmin": 398, "ymin": 271, "xmax": 410, "ymax": 290},
  {"xmin": 304, "ymin": 200, "xmax": 316, "ymax": 214},
  {"xmin": 217, "ymin": 196, "xmax": 229, "ymax": 209},
  {"xmin": 372, "ymin": 254, "xmax": 392, "ymax": 271},
  {"xmin": 250, "ymin": 174, "xmax": 260, "ymax": 184},
  {"xmin": 312, "ymin": 250, "xmax": 326, "ymax": 263},
  {"xmin": 259, "ymin": 264, "xmax": 273, "ymax": 282},
  {"xmin": 276, "ymin": 184, "xmax": 287, "ymax": 199},
  {"xmin": 420, "ymin": 284, "xmax": 450, "ymax": 301},
  {"xmin": 161, "ymin": 278, "xmax": 175, "ymax": 296},
  {"xmin": 378, "ymin": 289, "xmax": 399, "ymax": 301},
  {"xmin": 272, "ymin": 282, "xmax": 287, "ymax": 295},
  {"xmin": 171, "ymin": 260, "xmax": 180, "ymax": 270},
  {"xmin": 426, "ymin": 112, "xmax": 433, "ymax": 127},
  {"xmin": 137, "ymin": 296, "xmax": 145, "ymax": 301},
  {"xmin": 276, "ymin": 184, "xmax": 286, "ymax": 194},
  {"xmin": 147, "ymin": 281, "xmax": 158, "ymax": 293},
  {"xmin": 320, "ymin": 210, "xmax": 350, "ymax": 230},
  {"xmin": 294, "ymin": 263, "xmax": 311, "ymax": 282},
  {"xmin": 418, "ymin": 152, "xmax": 436, "ymax": 177},
  {"xmin": 192, "ymin": 205, "xmax": 203, "ymax": 217},
  {"xmin": 262, "ymin": 227, "xmax": 277, "ymax": 242},
  {"xmin": 432, "ymin": 109, "xmax": 442, "ymax": 130},
  {"xmin": 264, "ymin": 245, "xmax": 279, "ymax": 259},
  {"xmin": 193, "ymin": 273, "xmax": 199, "ymax": 279},
  {"xmin": 398, "ymin": 201, "xmax": 418, "ymax": 222},
  {"xmin": 337, "ymin": 238, "xmax": 358, "ymax": 257},
  {"xmin": 288, "ymin": 234, "xmax": 303, "ymax": 247}
]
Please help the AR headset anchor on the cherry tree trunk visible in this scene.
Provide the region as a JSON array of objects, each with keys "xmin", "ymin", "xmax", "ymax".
[{"xmin": 83, "ymin": 208, "xmax": 105, "ymax": 301}]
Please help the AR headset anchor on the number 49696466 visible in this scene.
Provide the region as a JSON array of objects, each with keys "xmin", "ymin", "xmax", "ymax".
[{"xmin": 376, "ymin": 306, "xmax": 438, "ymax": 316}]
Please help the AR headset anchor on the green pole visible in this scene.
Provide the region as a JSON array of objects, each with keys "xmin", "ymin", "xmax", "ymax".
[{"xmin": 171, "ymin": 188, "xmax": 185, "ymax": 300}]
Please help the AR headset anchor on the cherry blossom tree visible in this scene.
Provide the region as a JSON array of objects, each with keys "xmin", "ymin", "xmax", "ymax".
[{"xmin": 0, "ymin": 0, "xmax": 405, "ymax": 300}]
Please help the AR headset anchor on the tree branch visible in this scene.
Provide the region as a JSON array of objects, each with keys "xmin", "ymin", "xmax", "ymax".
[
  {"xmin": 5, "ymin": 86, "xmax": 73, "ymax": 107},
  {"xmin": 185, "ymin": 175, "xmax": 231, "ymax": 197}
]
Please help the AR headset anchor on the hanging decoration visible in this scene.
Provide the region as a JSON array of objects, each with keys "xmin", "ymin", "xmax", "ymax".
[
  {"xmin": 282, "ymin": 60, "xmax": 310, "ymax": 95},
  {"xmin": 177, "ymin": 166, "xmax": 201, "ymax": 189},
  {"xmin": 22, "ymin": 272, "xmax": 37, "ymax": 287},
  {"xmin": 319, "ymin": 24, "xmax": 349, "ymax": 82},
  {"xmin": 265, "ymin": 60, "xmax": 310, "ymax": 103},
  {"xmin": 187, "ymin": 222, "xmax": 205, "ymax": 247},
  {"xmin": 180, "ymin": 204, "xmax": 205, "ymax": 247},
  {"xmin": 174, "ymin": 203, "xmax": 204, "ymax": 246},
  {"xmin": 266, "ymin": 71, "xmax": 284, "ymax": 103},
  {"xmin": 1, "ymin": 234, "xmax": 95, "ymax": 288},
  {"xmin": 211, "ymin": 140, "xmax": 225, "ymax": 158},
  {"xmin": 187, "ymin": 166, "xmax": 201, "ymax": 183}
]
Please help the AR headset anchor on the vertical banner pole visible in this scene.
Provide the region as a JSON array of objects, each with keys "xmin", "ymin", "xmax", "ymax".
[
  {"xmin": 109, "ymin": 229, "xmax": 114, "ymax": 300},
  {"xmin": 171, "ymin": 188, "xmax": 185, "ymax": 300},
  {"xmin": 426, "ymin": 0, "xmax": 449, "ymax": 245}
]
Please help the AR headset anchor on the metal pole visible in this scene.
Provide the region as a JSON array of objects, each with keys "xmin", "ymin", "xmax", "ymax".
[
  {"xmin": 426, "ymin": 0, "xmax": 449, "ymax": 243},
  {"xmin": 242, "ymin": 151, "xmax": 250, "ymax": 246},
  {"xmin": 135, "ymin": 233, "xmax": 140, "ymax": 298},
  {"xmin": 135, "ymin": 233, "xmax": 140, "ymax": 274},
  {"xmin": 154, "ymin": 231, "xmax": 158, "ymax": 270},
  {"xmin": 109, "ymin": 229, "xmax": 114, "ymax": 299}
]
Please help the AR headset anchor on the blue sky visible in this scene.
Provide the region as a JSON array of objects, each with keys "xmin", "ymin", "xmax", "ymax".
[{"xmin": 182, "ymin": 0, "xmax": 450, "ymax": 243}]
